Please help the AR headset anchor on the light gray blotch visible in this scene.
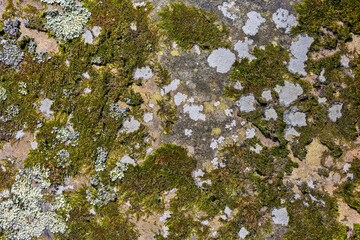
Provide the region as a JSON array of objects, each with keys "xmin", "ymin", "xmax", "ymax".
[
  {"xmin": 207, "ymin": 48, "xmax": 236, "ymax": 73},
  {"xmin": 274, "ymin": 81, "xmax": 303, "ymax": 107},
  {"xmin": 284, "ymin": 108, "xmax": 307, "ymax": 127},
  {"xmin": 288, "ymin": 35, "xmax": 313, "ymax": 76},
  {"xmin": 328, "ymin": 103, "xmax": 343, "ymax": 122}
]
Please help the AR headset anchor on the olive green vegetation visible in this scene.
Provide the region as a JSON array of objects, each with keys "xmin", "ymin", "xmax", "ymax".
[
  {"xmin": 154, "ymin": 64, "xmax": 178, "ymax": 134},
  {"xmin": 292, "ymin": 0, "xmax": 360, "ymax": 50},
  {"xmin": 58, "ymin": 188, "xmax": 138, "ymax": 240},
  {"xmin": 225, "ymin": 44, "xmax": 290, "ymax": 97},
  {"xmin": 284, "ymin": 188, "xmax": 347, "ymax": 240},
  {"xmin": 158, "ymin": 1, "xmax": 229, "ymax": 50},
  {"xmin": 118, "ymin": 144, "xmax": 197, "ymax": 213},
  {"xmin": 337, "ymin": 157, "xmax": 360, "ymax": 213}
]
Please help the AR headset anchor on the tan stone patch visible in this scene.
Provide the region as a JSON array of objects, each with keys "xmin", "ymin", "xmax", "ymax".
[
  {"xmin": 347, "ymin": 34, "xmax": 360, "ymax": 54},
  {"xmin": 311, "ymin": 47, "xmax": 340, "ymax": 61},
  {"xmin": 66, "ymin": 175, "xmax": 90, "ymax": 191},
  {"xmin": 0, "ymin": 132, "xmax": 34, "ymax": 167},
  {"xmin": 132, "ymin": 77, "xmax": 165, "ymax": 150},
  {"xmin": 289, "ymin": 139, "xmax": 327, "ymax": 181},
  {"xmin": 343, "ymin": 147, "xmax": 360, "ymax": 163},
  {"xmin": 303, "ymin": 73, "xmax": 318, "ymax": 86},
  {"xmin": 19, "ymin": 20, "xmax": 59, "ymax": 53},
  {"xmin": 337, "ymin": 199, "xmax": 360, "ymax": 228}
]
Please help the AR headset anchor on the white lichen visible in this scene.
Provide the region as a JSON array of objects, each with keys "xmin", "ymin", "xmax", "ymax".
[
  {"xmin": 234, "ymin": 37, "xmax": 255, "ymax": 61},
  {"xmin": 45, "ymin": 5, "xmax": 91, "ymax": 40},
  {"xmin": 217, "ymin": 1, "xmax": 239, "ymax": 21},
  {"xmin": 0, "ymin": 86, "xmax": 7, "ymax": 101},
  {"xmin": 121, "ymin": 116, "xmax": 140, "ymax": 133},
  {"xmin": 288, "ymin": 35, "xmax": 313, "ymax": 76},
  {"xmin": 283, "ymin": 108, "xmax": 307, "ymax": 127},
  {"xmin": 274, "ymin": 81, "xmax": 303, "ymax": 107},
  {"xmin": 207, "ymin": 48, "xmax": 236, "ymax": 73},
  {"xmin": 174, "ymin": 92, "xmax": 188, "ymax": 106},
  {"xmin": 235, "ymin": 94, "xmax": 256, "ymax": 112},
  {"xmin": 238, "ymin": 226, "xmax": 249, "ymax": 239},
  {"xmin": 261, "ymin": 89, "xmax": 272, "ymax": 101},
  {"xmin": 39, "ymin": 98, "xmax": 54, "ymax": 118},
  {"xmin": 110, "ymin": 162, "xmax": 128, "ymax": 181},
  {"xmin": 271, "ymin": 207, "xmax": 289, "ymax": 226},
  {"xmin": 0, "ymin": 165, "xmax": 68, "ymax": 240},
  {"xmin": 94, "ymin": 147, "xmax": 108, "ymax": 172},
  {"xmin": 183, "ymin": 103, "xmax": 206, "ymax": 121},
  {"xmin": 161, "ymin": 79, "xmax": 180, "ymax": 96},
  {"xmin": 264, "ymin": 107, "xmax": 278, "ymax": 121},
  {"xmin": 328, "ymin": 103, "xmax": 343, "ymax": 122},
  {"xmin": 109, "ymin": 102, "xmax": 129, "ymax": 120},
  {"xmin": 242, "ymin": 11, "xmax": 265, "ymax": 36},
  {"xmin": 272, "ymin": 8, "xmax": 298, "ymax": 33},
  {"xmin": 133, "ymin": 66, "xmax": 154, "ymax": 80}
]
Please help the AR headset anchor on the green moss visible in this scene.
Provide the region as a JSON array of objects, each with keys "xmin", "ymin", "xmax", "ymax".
[
  {"xmin": 118, "ymin": 144, "xmax": 198, "ymax": 213},
  {"xmin": 60, "ymin": 188, "xmax": 138, "ymax": 239},
  {"xmin": 292, "ymin": 0, "xmax": 360, "ymax": 50},
  {"xmin": 225, "ymin": 44, "xmax": 289, "ymax": 98},
  {"xmin": 156, "ymin": 93, "xmax": 178, "ymax": 134},
  {"xmin": 284, "ymin": 191, "xmax": 348, "ymax": 240},
  {"xmin": 158, "ymin": 1, "xmax": 229, "ymax": 50}
]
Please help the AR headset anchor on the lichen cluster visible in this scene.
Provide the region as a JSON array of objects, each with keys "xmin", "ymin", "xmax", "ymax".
[{"xmin": 0, "ymin": 0, "xmax": 359, "ymax": 238}]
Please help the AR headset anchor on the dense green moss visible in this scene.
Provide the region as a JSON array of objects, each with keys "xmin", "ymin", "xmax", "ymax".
[
  {"xmin": 59, "ymin": 188, "xmax": 138, "ymax": 239},
  {"xmin": 284, "ymin": 191, "xmax": 347, "ymax": 240},
  {"xmin": 293, "ymin": 0, "xmax": 360, "ymax": 50},
  {"xmin": 158, "ymin": 1, "xmax": 229, "ymax": 50},
  {"xmin": 118, "ymin": 144, "xmax": 198, "ymax": 213},
  {"xmin": 225, "ymin": 44, "xmax": 290, "ymax": 97}
]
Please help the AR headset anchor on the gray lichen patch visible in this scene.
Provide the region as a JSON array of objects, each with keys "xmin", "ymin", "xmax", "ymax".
[
  {"xmin": 82, "ymin": 29, "xmax": 94, "ymax": 44},
  {"xmin": 207, "ymin": 48, "xmax": 236, "ymax": 73},
  {"xmin": 288, "ymin": 35, "xmax": 314, "ymax": 76},
  {"xmin": 236, "ymin": 94, "xmax": 256, "ymax": 112},
  {"xmin": 242, "ymin": 11, "xmax": 265, "ymax": 36},
  {"xmin": 217, "ymin": 1, "xmax": 239, "ymax": 21},
  {"xmin": 121, "ymin": 116, "xmax": 141, "ymax": 133},
  {"xmin": 261, "ymin": 89, "xmax": 272, "ymax": 101},
  {"xmin": 274, "ymin": 81, "xmax": 303, "ymax": 107},
  {"xmin": 45, "ymin": 5, "xmax": 91, "ymax": 40},
  {"xmin": 133, "ymin": 66, "xmax": 154, "ymax": 80},
  {"xmin": 183, "ymin": 103, "xmax": 206, "ymax": 121},
  {"xmin": 284, "ymin": 126, "xmax": 300, "ymax": 141},
  {"xmin": 264, "ymin": 107, "xmax": 278, "ymax": 120},
  {"xmin": 238, "ymin": 227, "xmax": 249, "ymax": 239},
  {"xmin": 318, "ymin": 68, "xmax": 326, "ymax": 82},
  {"xmin": 272, "ymin": 8, "xmax": 298, "ymax": 33},
  {"xmin": 272, "ymin": 207, "xmax": 289, "ymax": 226},
  {"xmin": 0, "ymin": 40, "xmax": 24, "ymax": 67},
  {"xmin": 3, "ymin": 18, "xmax": 20, "ymax": 36},
  {"xmin": 39, "ymin": 98, "xmax": 54, "ymax": 118},
  {"xmin": 328, "ymin": 103, "xmax": 343, "ymax": 122},
  {"xmin": 340, "ymin": 55, "xmax": 350, "ymax": 68},
  {"xmin": 174, "ymin": 92, "xmax": 188, "ymax": 106},
  {"xmin": 234, "ymin": 37, "xmax": 255, "ymax": 61},
  {"xmin": 284, "ymin": 108, "xmax": 307, "ymax": 127}
]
